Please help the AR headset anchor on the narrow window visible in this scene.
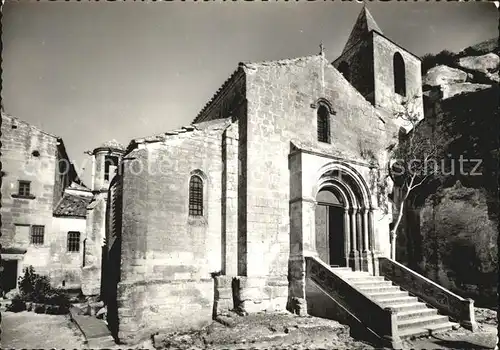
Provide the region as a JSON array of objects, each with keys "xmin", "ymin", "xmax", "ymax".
[
  {"xmin": 189, "ymin": 175, "xmax": 203, "ymax": 216},
  {"xmin": 18, "ymin": 180, "xmax": 31, "ymax": 197},
  {"xmin": 30, "ymin": 225, "xmax": 45, "ymax": 245},
  {"xmin": 104, "ymin": 155, "xmax": 119, "ymax": 181},
  {"xmin": 67, "ymin": 231, "xmax": 80, "ymax": 252},
  {"xmin": 338, "ymin": 61, "xmax": 350, "ymax": 82},
  {"xmin": 317, "ymin": 104, "xmax": 330, "ymax": 143},
  {"xmin": 393, "ymin": 52, "xmax": 406, "ymax": 97},
  {"xmin": 82, "ymin": 239, "xmax": 87, "ymax": 267}
]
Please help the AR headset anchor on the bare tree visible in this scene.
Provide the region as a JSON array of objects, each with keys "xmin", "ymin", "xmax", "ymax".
[{"xmin": 388, "ymin": 93, "xmax": 446, "ymax": 260}]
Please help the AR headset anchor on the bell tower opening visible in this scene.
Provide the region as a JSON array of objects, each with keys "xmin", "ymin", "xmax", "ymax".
[{"xmin": 315, "ymin": 188, "xmax": 345, "ymax": 267}]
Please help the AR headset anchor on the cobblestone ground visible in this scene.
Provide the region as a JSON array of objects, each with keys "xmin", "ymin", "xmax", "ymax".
[
  {"xmin": 153, "ymin": 311, "xmax": 376, "ymax": 349},
  {"xmin": 153, "ymin": 308, "xmax": 498, "ymax": 349},
  {"xmin": 0, "ymin": 311, "xmax": 86, "ymax": 349}
]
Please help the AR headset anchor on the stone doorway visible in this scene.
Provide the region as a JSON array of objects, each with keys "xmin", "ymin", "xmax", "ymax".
[
  {"xmin": 2, "ymin": 259, "xmax": 19, "ymax": 293},
  {"xmin": 315, "ymin": 189, "xmax": 346, "ymax": 267}
]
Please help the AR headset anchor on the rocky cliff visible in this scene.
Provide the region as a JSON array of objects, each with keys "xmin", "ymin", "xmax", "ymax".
[{"xmin": 399, "ymin": 38, "xmax": 499, "ymax": 307}]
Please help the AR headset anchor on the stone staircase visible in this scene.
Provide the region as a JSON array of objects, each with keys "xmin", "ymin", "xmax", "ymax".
[{"xmin": 330, "ymin": 267, "xmax": 459, "ymax": 339}]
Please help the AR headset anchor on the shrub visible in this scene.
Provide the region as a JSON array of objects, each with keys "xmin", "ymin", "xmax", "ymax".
[
  {"xmin": 34, "ymin": 304, "xmax": 46, "ymax": 314},
  {"xmin": 6, "ymin": 294, "xmax": 26, "ymax": 313},
  {"xmin": 17, "ymin": 266, "xmax": 71, "ymax": 313},
  {"xmin": 421, "ymin": 50, "xmax": 457, "ymax": 75},
  {"xmin": 45, "ymin": 289, "xmax": 70, "ymax": 313},
  {"xmin": 18, "ymin": 266, "xmax": 51, "ymax": 303}
]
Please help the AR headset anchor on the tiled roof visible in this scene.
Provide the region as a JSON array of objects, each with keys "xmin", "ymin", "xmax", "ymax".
[{"xmin": 53, "ymin": 192, "xmax": 92, "ymax": 218}]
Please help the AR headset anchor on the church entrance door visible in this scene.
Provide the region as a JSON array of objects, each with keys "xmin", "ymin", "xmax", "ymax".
[{"xmin": 315, "ymin": 189, "xmax": 346, "ymax": 267}]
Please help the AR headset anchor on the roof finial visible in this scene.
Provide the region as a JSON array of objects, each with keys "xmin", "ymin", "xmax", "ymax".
[{"xmin": 319, "ymin": 42, "xmax": 325, "ymax": 57}]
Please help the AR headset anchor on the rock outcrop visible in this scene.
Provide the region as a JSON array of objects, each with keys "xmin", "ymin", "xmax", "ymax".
[
  {"xmin": 399, "ymin": 37, "xmax": 499, "ymax": 308},
  {"xmin": 422, "ymin": 38, "xmax": 499, "ymax": 99},
  {"xmin": 424, "ymin": 65, "xmax": 468, "ymax": 86}
]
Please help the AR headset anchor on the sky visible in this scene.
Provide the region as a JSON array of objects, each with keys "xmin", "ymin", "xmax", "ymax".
[{"xmin": 2, "ymin": 1, "xmax": 498, "ymax": 186}]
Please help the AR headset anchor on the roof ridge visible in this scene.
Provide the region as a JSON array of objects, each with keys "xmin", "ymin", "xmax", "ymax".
[
  {"xmin": 193, "ymin": 66, "xmax": 244, "ymax": 124},
  {"xmin": 240, "ymin": 54, "xmax": 322, "ymax": 68},
  {"xmin": 341, "ymin": 5, "xmax": 383, "ymax": 56},
  {"xmin": 1, "ymin": 111, "xmax": 60, "ymax": 139}
]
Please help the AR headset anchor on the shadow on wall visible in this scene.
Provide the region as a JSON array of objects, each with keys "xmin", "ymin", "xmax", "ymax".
[{"xmin": 408, "ymin": 182, "xmax": 498, "ymax": 308}]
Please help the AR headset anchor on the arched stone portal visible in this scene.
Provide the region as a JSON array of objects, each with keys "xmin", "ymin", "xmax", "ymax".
[{"xmin": 314, "ymin": 164, "xmax": 375, "ymax": 273}]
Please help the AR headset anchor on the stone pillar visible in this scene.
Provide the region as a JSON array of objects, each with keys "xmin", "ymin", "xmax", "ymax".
[
  {"xmin": 302, "ymin": 199, "xmax": 318, "ymax": 257},
  {"xmin": 343, "ymin": 208, "xmax": 350, "ymax": 268},
  {"xmin": 349, "ymin": 208, "xmax": 360, "ymax": 271},
  {"xmin": 361, "ymin": 208, "xmax": 373, "ymax": 274},
  {"xmin": 368, "ymin": 208, "xmax": 380, "ymax": 276}
]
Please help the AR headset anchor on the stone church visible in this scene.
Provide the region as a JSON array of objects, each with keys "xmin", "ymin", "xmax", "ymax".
[{"xmin": 87, "ymin": 7, "xmax": 477, "ymax": 347}]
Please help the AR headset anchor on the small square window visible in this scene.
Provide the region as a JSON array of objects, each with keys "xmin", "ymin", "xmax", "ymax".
[
  {"xmin": 67, "ymin": 231, "xmax": 80, "ymax": 252},
  {"xmin": 18, "ymin": 181, "xmax": 31, "ymax": 197},
  {"xmin": 30, "ymin": 225, "xmax": 45, "ymax": 245}
]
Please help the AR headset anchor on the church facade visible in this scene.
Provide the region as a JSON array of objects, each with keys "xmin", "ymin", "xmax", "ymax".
[{"xmin": 93, "ymin": 7, "xmax": 429, "ymax": 343}]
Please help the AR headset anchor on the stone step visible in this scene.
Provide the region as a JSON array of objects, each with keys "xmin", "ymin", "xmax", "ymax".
[
  {"xmin": 387, "ymin": 302, "xmax": 429, "ymax": 312},
  {"xmin": 398, "ymin": 321, "xmax": 458, "ymax": 339},
  {"xmin": 350, "ymin": 280, "xmax": 393, "ymax": 288},
  {"xmin": 398, "ymin": 315, "xmax": 450, "ymax": 330},
  {"xmin": 376, "ymin": 296, "xmax": 419, "ymax": 306},
  {"xmin": 356, "ymin": 285, "xmax": 402, "ymax": 293},
  {"xmin": 339, "ymin": 275, "xmax": 386, "ymax": 282},
  {"xmin": 366, "ymin": 291, "xmax": 409, "ymax": 299},
  {"xmin": 330, "ymin": 267, "xmax": 352, "ymax": 271},
  {"xmin": 396, "ymin": 308, "xmax": 438, "ymax": 321}
]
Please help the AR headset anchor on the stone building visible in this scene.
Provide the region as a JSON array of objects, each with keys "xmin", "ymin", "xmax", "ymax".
[
  {"xmin": 81, "ymin": 140, "xmax": 125, "ymax": 296},
  {"xmin": 0, "ymin": 111, "xmax": 92, "ymax": 293},
  {"xmin": 99, "ymin": 7, "xmax": 478, "ymax": 346}
]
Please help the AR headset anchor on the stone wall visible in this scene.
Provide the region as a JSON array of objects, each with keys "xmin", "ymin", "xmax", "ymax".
[
  {"xmin": 82, "ymin": 194, "xmax": 106, "ymax": 296},
  {"xmin": 333, "ymin": 38, "xmax": 375, "ymax": 103},
  {"xmin": 372, "ymin": 32, "xmax": 423, "ymax": 123},
  {"xmin": 400, "ymin": 86, "xmax": 499, "ymax": 307},
  {"xmin": 241, "ymin": 55, "xmax": 397, "ymax": 313},
  {"xmin": 49, "ymin": 216, "xmax": 86, "ymax": 289},
  {"xmin": 117, "ymin": 120, "xmax": 230, "ymax": 342},
  {"xmin": 0, "ymin": 113, "xmax": 83, "ymax": 290}
]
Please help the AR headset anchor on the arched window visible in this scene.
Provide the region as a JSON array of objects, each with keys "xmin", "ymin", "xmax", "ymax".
[
  {"xmin": 189, "ymin": 175, "xmax": 203, "ymax": 216},
  {"xmin": 393, "ymin": 52, "xmax": 406, "ymax": 97},
  {"xmin": 67, "ymin": 231, "xmax": 80, "ymax": 252},
  {"xmin": 338, "ymin": 61, "xmax": 350, "ymax": 82},
  {"xmin": 317, "ymin": 104, "xmax": 330, "ymax": 143}
]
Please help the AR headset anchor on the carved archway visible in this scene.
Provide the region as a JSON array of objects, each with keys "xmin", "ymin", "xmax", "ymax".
[{"xmin": 313, "ymin": 162, "xmax": 375, "ymax": 272}]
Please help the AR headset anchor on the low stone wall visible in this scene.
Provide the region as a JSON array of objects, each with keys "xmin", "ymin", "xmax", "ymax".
[
  {"xmin": 7, "ymin": 301, "xmax": 69, "ymax": 315},
  {"xmin": 213, "ymin": 275, "xmax": 288, "ymax": 316},
  {"xmin": 379, "ymin": 257, "xmax": 478, "ymax": 331},
  {"xmin": 116, "ymin": 279, "xmax": 214, "ymax": 344}
]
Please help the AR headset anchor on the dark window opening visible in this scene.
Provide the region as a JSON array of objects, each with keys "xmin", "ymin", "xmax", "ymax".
[
  {"xmin": 393, "ymin": 52, "xmax": 406, "ymax": 97},
  {"xmin": 338, "ymin": 61, "xmax": 350, "ymax": 82},
  {"xmin": 67, "ymin": 231, "xmax": 80, "ymax": 252},
  {"xmin": 189, "ymin": 175, "xmax": 203, "ymax": 216},
  {"xmin": 31, "ymin": 225, "xmax": 45, "ymax": 245},
  {"xmin": 104, "ymin": 155, "xmax": 119, "ymax": 181},
  {"xmin": 31, "ymin": 150, "xmax": 40, "ymax": 157},
  {"xmin": 317, "ymin": 104, "xmax": 330, "ymax": 143},
  {"xmin": 18, "ymin": 181, "xmax": 31, "ymax": 197},
  {"xmin": 82, "ymin": 239, "xmax": 87, "ymax": 267}
]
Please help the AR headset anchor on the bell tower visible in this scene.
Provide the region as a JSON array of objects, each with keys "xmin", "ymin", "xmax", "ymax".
[
  {"xmin": 333, "ymin": 5, "xmax": 423, "ymax": 122},
  {"xmin": 91, "ymin": 140, "xmax": 125, "ymax": 192}
]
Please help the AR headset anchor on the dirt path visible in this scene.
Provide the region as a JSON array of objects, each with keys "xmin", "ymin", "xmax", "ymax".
[{"xmin": 0, "ymin": 311, "xmax": 86, "ymax": 349}]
